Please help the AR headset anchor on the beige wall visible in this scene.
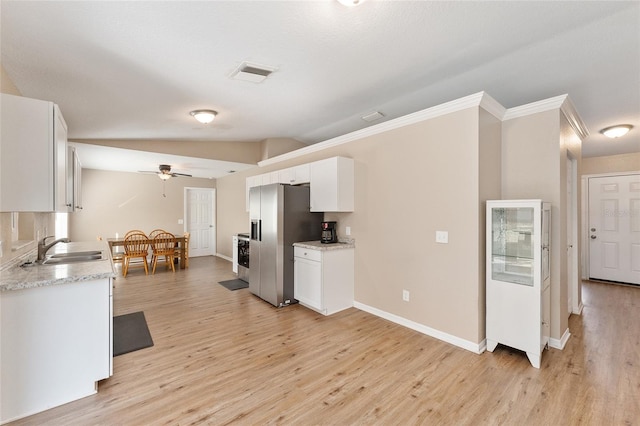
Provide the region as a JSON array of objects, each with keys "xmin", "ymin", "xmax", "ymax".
[
  {"xmin": 217, "ymin": 106, "xmax": 501, "ymax": 345},
  {"xmin": 502, "ymin": 109, "xmax": 582, "ymax": 341},
  {"xmin": 581, "ymin": 152, "xmax": 640, "ymax": 175},
  {"xmin": 0, "ymin": 65, "xmax": 55, "ymax": 267},
  {"xmin": 260, "ymin": 138, "xmax": 307, "ymax": 161},
  {"xmin": 70, "ymin": 169, "xmax": 215, "ymax": 242},
  {"xmin": 72, "ymin": 139, "xmax": 263, "ymax": 165}
]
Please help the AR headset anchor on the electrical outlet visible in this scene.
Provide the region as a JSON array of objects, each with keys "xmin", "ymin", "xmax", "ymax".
[
  {"xmin": 402, "ymin": 289, "xmax": 410, "ymax": 302},
  {"xmin": 178, "ymin": 219, "xmax": 184, "ymax": 225},
  {"xmin": 345, "ymin": 226, "xmax": 351, "ymax": 236},
  {"xmin": 436, "ymin": 231, "xmax": 449, "ymax": 244}
]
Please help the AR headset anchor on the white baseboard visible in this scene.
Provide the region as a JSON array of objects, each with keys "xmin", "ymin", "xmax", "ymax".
[
  {"xmin": 353, "ymin": 301, "xmax": 484, "ymax": 354},
  {"xmin": 549, "ymin": 328, "xmax": 571, "ymax": 350},
  {"xmin": 572, "ymin": 302, "xmax": 584, "ymax": 316},
  {"xmin": 216, "ymin": 253, "xmax": 232, "ymax": 262}
]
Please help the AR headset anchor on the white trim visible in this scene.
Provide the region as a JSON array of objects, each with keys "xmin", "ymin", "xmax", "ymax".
[
  {"xmin": 479, "ymin": 92, "xmax": 506, "ymax": 120},
  {"xmin": 581, "ymin": 171, "xmax": 640, "ymax": 280},
  {"xmin": 503, "ymin": 94, "xmax": 568, "ymax": 121},
  {"xmin": 216, "ymin": 253, "xmax": 232, "ymax": 263},
  {"xmin": 502, "ymin": 94, "xmax": 589, "ymax": 140},
  {"xmin": 559, "ymin": 96, "xmax": 589, "ymax": 140},
  {"xmin": 259, "ymin": 92, "xmax": 487, "ymax": 167},
  {"xmin": 549, "ymin": 328, "xmax": 571, "ymax": 350},
  {"xmin": 353, "ymin": 301, "xmax": 484, "ymax": 354},
  {"xmin": 572, "ymin": 302, "xmax": 584, "ymax": 316}
]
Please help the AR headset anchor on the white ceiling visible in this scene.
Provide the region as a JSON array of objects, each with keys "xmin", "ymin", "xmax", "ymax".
[
  {"xmin": 2, "ymin": 0, "xmax": 639, "ymax": 172},
  {"xmin": 68, "ymin": 142, "xmax": 254, "ymax": 179}
]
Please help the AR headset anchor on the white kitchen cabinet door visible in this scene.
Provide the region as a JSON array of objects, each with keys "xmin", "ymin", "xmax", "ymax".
[
  {"xmin": 0, "ymin": 94, "xmax": 69, "ymax": 212},
  {"xmin": 280, "ymin": 164, "xmax": 310, "ymax": 185},
  {"xmin": 309, "ymin": 157, "xmax": 354, "ymax": 212},
  {"xmin": 67, "ymin": 146, "xmax": 83, "ymax": 211},
  {"xmin": 294, "ymin": 246, "xmax": 354, "ymax": 315},
  {"xmin": 0, "ymin": 278, "xmax": 112, "ymax": 423},
  {"xmin": 294, "ymin": 256, "xmax": 323, "ymax": 310}
]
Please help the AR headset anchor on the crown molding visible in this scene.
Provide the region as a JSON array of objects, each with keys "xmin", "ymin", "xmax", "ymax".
[
  {"xmin": 503, "ymin": 94, "xmax": 568, "ymax": 121},
  {"xmin": 259, "ymin": 92, "xmax": 487, "ymax": 167},
  {"xmin": 259, "ymin": 92, "xmax": 588, "ymax": 168},
  {"xmin": 503, "ymin": 94, "xmax": 589, "ymax": 140},
  {"xmin": 559, "ymin": 96, "xmax": 590, "ymax": 140}
]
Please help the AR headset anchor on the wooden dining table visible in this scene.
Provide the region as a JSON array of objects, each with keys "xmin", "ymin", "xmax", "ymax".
[{"xmin": 107, "ymin": 236, "xmax": 187, "ymax": 269}]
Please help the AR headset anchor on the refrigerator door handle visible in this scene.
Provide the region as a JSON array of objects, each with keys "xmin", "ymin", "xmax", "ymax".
[{"xmin": 258, "ymin": 220, "xmax": 262, "ymax": 241}]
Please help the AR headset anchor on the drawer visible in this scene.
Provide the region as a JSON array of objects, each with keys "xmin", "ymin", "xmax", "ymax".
[{"xmin": 294, "ymin": 246, "xmax": 322, "ymax": 262}]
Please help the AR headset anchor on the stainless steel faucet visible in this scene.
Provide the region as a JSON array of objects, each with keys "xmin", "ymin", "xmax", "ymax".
[{"xmin": 37, "ymin": 236, "xmax": 70, "ymax": 262}]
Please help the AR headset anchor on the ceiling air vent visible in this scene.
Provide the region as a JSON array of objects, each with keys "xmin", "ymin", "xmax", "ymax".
[
  {"xmin": 230, "ymin": 62, "xmax": 276, "ymax": 83},
  {"xmin": 361, "ymin": 111, "xmax": 384, "ymax": 122}
]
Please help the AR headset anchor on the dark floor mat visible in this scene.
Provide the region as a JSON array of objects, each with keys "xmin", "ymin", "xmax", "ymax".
[
  {"xmin": 218, "ymin": 279, "xmax": 249, "ymax": 291},
  {"xmin": 113, "ymin": 311, "xmax": 154, "ymax": 357}
]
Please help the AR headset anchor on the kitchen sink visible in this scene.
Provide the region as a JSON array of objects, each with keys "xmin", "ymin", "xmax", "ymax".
[
  {"xmin": 41, "ymin": 251, "xmax": 106, "ymax": 265},
  {"xmin": 48, "ymin": 250, "xmax": 103, "ymax": 258}
]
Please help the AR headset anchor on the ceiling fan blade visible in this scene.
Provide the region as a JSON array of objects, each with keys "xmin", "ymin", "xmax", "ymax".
[
  {"xmin": 138, "ymin": 170, "xmax": 160, "ymax": 174},
  {"xmin": 171, "ymin": 172, "xmax": 192, "ymax": 177}
]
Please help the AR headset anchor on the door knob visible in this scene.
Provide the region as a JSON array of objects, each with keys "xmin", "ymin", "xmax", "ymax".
[{"xmin": 590, "ymin": 235, "xmax": 597, "ymax": 239}]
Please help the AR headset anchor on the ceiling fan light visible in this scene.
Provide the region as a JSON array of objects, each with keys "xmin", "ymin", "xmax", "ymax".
[
  {"xmin": 600, "ymin": 124, "xmax": 632, "ymax": 138},
  {"xmin": 158, "ymin": 173, "xmax": 172, "ymax": 180},
  {"xmin": 190, "ymin": 109, "xmax": 217, "ymax": 124}
]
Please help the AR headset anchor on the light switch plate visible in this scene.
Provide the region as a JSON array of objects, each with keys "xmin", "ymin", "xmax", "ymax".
[
  {"xmin": 345, "ymin": 226, "xmax": 351, "ymax": 236},
  {"xmin": 178, "ymin": 219, "xmax": 184, "ymax": 225},
  {"xmin": 436, "ymin": 231, "xmax": 448, "ymax": 244}
]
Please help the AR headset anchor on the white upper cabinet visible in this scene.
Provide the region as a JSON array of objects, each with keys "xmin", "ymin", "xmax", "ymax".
[
  {"xmin": 310, "ymin": 157, "xmax": 354, "ymax": 212},
  {"xmin": 244, "ymin": 156, "xmax": 354, "ymax": 213},
  {"xmin": 0, "ymin": 94, "xmax": 69, "ymax": 212},
  {"xmin": 279, "ymin": 164, "xmax": 310, "ymax": 185},
  {"xmin": 68, "ymin": 147, "xmax": 83, "ymax": 211}
]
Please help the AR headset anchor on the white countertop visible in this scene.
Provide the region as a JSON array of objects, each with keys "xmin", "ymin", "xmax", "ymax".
[
  {"xmin": 293, "ymin": 240, "xmax": 355, "ymax": 251},
  {"xmin": 0, "ymin": 241, "xmax": 116, "ymax": 292}
]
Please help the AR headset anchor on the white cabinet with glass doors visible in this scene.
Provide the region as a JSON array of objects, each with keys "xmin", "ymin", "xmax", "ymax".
[{"xmin": 486, "ymin": 199, "xmax": 551, "ymax": 368}]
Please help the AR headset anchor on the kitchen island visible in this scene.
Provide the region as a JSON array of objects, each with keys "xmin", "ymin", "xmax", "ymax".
[{"xmin": 0, "ymin": 241, "xmax": 115, "ymax": 424}]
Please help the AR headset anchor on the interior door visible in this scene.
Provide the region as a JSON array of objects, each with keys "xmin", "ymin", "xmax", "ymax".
[
  {"xmin": 186, "ymin": 188, "xmax": 215, "ymax": 257},
  {"xmin": 588, "ymin": 174, "xmax": 640, "ymax": 285}
]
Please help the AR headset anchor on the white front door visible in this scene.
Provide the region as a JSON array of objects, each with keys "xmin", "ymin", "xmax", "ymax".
[
  {"xmin": 588, "ymin": 174, "xmax": 640, "ymax": 285},
  {"xmin": 185, "ymin": 188, "xmax": 215, "ymax": 257}
]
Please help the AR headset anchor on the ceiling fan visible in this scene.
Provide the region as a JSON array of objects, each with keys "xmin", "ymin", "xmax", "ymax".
[{"xmin": 139, "ymin": 164, "xmax": 193, "ymax": 181}]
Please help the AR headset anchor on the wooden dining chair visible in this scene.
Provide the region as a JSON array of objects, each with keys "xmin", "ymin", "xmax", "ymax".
[
  {"xmin": 122, "ymin": 233, "xmax": 150, "ymax": 277},
  {"xmin": 151, "ymin": 232, "xmax": 176, "ymax": 274},
  {"xmin": 148, "ymin": 229, "xmax": 166, "ymax": 240},
  {"xmin": 124, "ymin": 229, "xmax": 147, "ymax": 238}
]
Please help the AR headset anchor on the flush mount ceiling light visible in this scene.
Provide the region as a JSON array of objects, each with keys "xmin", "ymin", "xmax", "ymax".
[
  {"xmin": 337, "ymin": 0, "xmax": 365, "ymax": 6},
  {"xmin": 189, "ymin": 109, "xmax": 217, "ymax": 124},
  {"xmin": 600, "ymin": 124, "xmax": 633, "ymax": 138}
]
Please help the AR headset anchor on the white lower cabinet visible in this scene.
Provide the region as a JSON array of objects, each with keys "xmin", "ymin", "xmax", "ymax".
[
  {"xmin": 0, "ymin": 278, "xmax": 113, "ymax": 423},
  {"xmin": 294, "ymin": 245, "xmax": 354, "ymax": 315}
]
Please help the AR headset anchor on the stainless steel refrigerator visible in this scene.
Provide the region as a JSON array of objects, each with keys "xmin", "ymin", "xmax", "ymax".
[{"xmin": 249, "ymin": 183, "xmax": 322, "ymax": 307}]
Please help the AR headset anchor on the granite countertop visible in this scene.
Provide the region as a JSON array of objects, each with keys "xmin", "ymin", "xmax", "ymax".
[
  {"xmin": 0, "ymin": 241, "xmax": 116, "ymax": 292},
  {"xmin": 293, "ymin": 240, "xmax": 355, "ymax": 251}
]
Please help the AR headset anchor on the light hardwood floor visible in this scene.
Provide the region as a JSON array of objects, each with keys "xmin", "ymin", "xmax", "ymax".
[{"xmin": 10, "ymin": 257, "xmax": 640, "ymax": 425}]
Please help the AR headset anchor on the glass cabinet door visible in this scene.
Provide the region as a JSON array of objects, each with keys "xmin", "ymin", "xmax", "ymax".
[{"xmin": 491, "ymin": 207, "xmax": 535, "ymax": 286}]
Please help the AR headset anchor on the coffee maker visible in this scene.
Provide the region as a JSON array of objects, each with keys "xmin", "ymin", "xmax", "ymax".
[{"xmin": 321, "ymin": 221, "xmax": 338, "ymax": 244}]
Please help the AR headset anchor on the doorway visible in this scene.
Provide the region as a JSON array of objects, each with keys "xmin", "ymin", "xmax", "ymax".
[
  {"xmin": 586, "ymin": 173, "xmax": 640, "ymax": 285},
  {"xmin": 184, "ymin": 188, "xmax": 216, "ymax": 257}
]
